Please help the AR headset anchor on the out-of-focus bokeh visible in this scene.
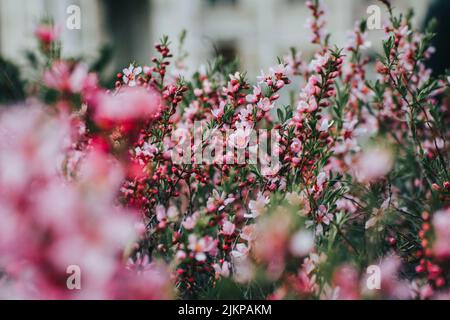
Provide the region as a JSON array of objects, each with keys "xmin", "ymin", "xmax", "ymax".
[{"xmin": 0, "ymin": 0, "xmax": 448, "ymax": 77}]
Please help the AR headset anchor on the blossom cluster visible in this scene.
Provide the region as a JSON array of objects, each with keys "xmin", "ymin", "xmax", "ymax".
[{"xmin": 0, "ymin": 0, "xmax": 449, "ymax": 300}]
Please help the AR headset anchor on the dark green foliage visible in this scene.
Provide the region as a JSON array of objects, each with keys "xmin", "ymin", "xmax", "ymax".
[{"xmin": 0, "ymin": 57, "xmax": 25, "ymax": 104}]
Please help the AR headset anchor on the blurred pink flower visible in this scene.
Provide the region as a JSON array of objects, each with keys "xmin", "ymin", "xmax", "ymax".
[
  {"xmin": 93, "ymin": 86, "xmax": 162, "ymax": 130},
  {"xmin": 246, "ymin": 192, "xmax": 269, "ymax": 219},
  {"xmin": 44, "ymin": 61, "xmax": 98, "ymax": 94},
  {"xmin": 0, "ymin": 106, "xmax": 158, "ymax": 299},
  {"xmin": 332, "ymin": 265, "xmax": 361, "ymax": 300},
  {"xmin": 34, "ymin": 24, "xmax": 61, "ymax": 44},
  {"xmin": 109, "ymin": 263, "xmax": 173, "ymax": 300},
  {"xmin": 355, "ymin": 147, "xmax": 394, "ymax": 183},
  {"xmin": 432, "ymin": 208, "xmax": 450, "ymax": 261}
]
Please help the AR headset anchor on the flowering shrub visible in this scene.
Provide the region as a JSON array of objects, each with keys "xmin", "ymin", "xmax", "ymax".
[{"xmin": 0, "ymin": 0, "xmax": 449, "ymax": 300}]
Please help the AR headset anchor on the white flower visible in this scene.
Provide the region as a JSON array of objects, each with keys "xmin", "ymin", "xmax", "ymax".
[
  {"xmin": 156, "ymin": 205, "xmax": 179, "ymax": 222},
  {"xmin": 123, "ymin": 64, "xmax": 142, "ymax": 87},
  {"xmin": 207, "ymin": 190, "xmax": 235, "ymax": 211},
  {"xmin": 257, "ymin": 97, "xmax": 274, "ymax": 112},
  {"xmin": 316, "ymin": 171, "xmax": 328, "ymax": 187},
  {"xmin": 238, "ymin": 105, "xmax": 254, "ymax": 122},
  {"xmin": 228, "ymin": 126, "xmax": 252, "ymax": 150},
  {"xmin": 256, "ymin": 70, "xmax": 271, "ymax": 84},
  {"xmin": 261, "ymin": 163, "xmax": 281, "ymax": 177},
  {"xmin": 188, "ymin": 234, "xmax": 217, "ymax": 262},
  {"xmin": 231, "ymin": 243, "xmax": 250, "ymax": 260},
  {"xmin": 245, "ymin": 192, "xmax": 269, "ymax": 219},
  {"xmin": 229, "ymin": 72, "xmax": 242, "ymax": 82},
  {"xmin": 302, "ymin": 253, "xmax": 327, "ymax": 274},
  {"xmin": 246, "ymin": 86, "xmax": 261, "ymax": 103},
  {"xmin": 211, "ymin": 101, "xmax": 226, "ymax": 119},
  {"xmin": 290, "ymin": 230, "xmax": 315, "ymax": 257},
  {"xmin": 318, "ymin": 118, "xmax": 330, "ymax": 132},
  {"xmin": 306, "ymin": 205, "xmax": 333, "ymax": 236},
  {"xmin": 213, "ymin": 261, "xmax": 230, "ymax": 278},
  {"xmin": 365, "ymin": 198, "xmax": 390, "ymax": 230},
  {"xmin": 269, "ymin": 64, "xmax": 288, "ymax": 77}
]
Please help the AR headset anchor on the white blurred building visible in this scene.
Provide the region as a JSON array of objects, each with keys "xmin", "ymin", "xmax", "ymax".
[
  {"xmin": 0, "ymin": 0, "xmax": 432, "ymax": 76},
  {"xmin": 0, "ymin": 0, "xmax": 105, "ymax": 60}
]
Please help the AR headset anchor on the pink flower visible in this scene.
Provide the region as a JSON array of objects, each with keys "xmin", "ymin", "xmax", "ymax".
[
  {"xmin": 211, "ymin": 101, "xmax": 226, "ymax": 119},
  {"xmin": 363, "ymin": 255, "xmax": 411, "ymax": 299},
  {"xmin": 355, "ymin": 147, "xmax": 394, "ymax": 183},
  {"xmin": 342, "ymin": 119, "xmax": 366, "ymax": 140},
  {"xmin": 297, "ymin": 96, "xmax": 318, "ymax": 113},
  {"xmin": 257, "ymin": 70, "xmax": 272, "ymax": 85},
  {"xmin": 238, "ymin": 105, "xmax": 254, "ymax": 123},
  {"xmin": 332, "ymin": 265, "xmax": 360, "ymax": 300},
  {"xmin": 222, "ymin": 220, "xmax": 236, "ymax": 236},
  {"xmin": 156, "ymin": 205, "xmax": 179, "ymax": 222},
  {"xmin": 246, "ymin": 192, "xmax": 270, "ymax": 219},
  {"xmin": 257, "ymin": 97, "xmax": 274, "ymax": 112},
  {"xmin": 240, "ymin": 225, "xmax": 256, "ymax": 242},
  {"xmin": 44, "ymin": 61, "xmax": 98, "ymax": 94},
  {"xmin": 188, "ymin": 235, "xmax": 218, "ymax": 261},
  {"xmin": 253, "ymin": 211, "xmax": 292, "ymax": 279},
  {"xmin": 110, "ymin": 263, "xmax": 173, "ymax": 300},
  {"xmin": 175, "ymin": 250, "xmax": 187, "ymax": 261},
  {"xmin": 306, "ymin": 205, "xmax": 333, "ymax": 235},
  {"xmin": 269, "ymin": 64, "xmax": 288, "ymax": 78},
  {"xmin": 228, "ymin": 126, "xmax": 252, "ymax": 150},
  {"xmin": 0, "ymin": 106, "xmax": 140, "ymax": 299},
  {"xmin": 309, "ymin": 53, "xmax": 330, "ymax": 73},
  {"xmin": 246, "ymin": 86, "xmax": 262, "ymax": 103},
  {"xmin": 93, "ymin": 86, "xmax": 162, "ymax": 129},
  {"xmin": 290, "ymin": 138, "xmax": 302, "ymax": 154},
  {"xmin": 182, "ymin": 215, "xmax": 197, "ymax": 230},
  {"xmin": 34, "ymin": 24, "xmax": 60, "ymax": 44}
]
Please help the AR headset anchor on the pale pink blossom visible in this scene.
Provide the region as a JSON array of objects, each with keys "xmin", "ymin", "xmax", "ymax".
[
  {"xmin": 221, "ymin": 220, "xmax": 236, "ymax": 236},
  {"xmin": 213, "ymin": 261, "xmax": 230, "ymax": 278},
  {"xmin": 246, "ymin": 192, "xmax": 270, "ymax": 218},
  {"xmin": 123, "ymin": 64, "xmax": 143, "ymax": 87},
  {"xmin": 355, "ymin": 147, "xmax": 394, "ymax": 183},
  {"xmin": 188, "ymin": 235, "xmax": 218, "ymax": 262}
]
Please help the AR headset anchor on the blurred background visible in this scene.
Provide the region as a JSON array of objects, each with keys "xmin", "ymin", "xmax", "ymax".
[{"xmin": 0, "ymin": 0, "xmax": 448, "ymax": 79}]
